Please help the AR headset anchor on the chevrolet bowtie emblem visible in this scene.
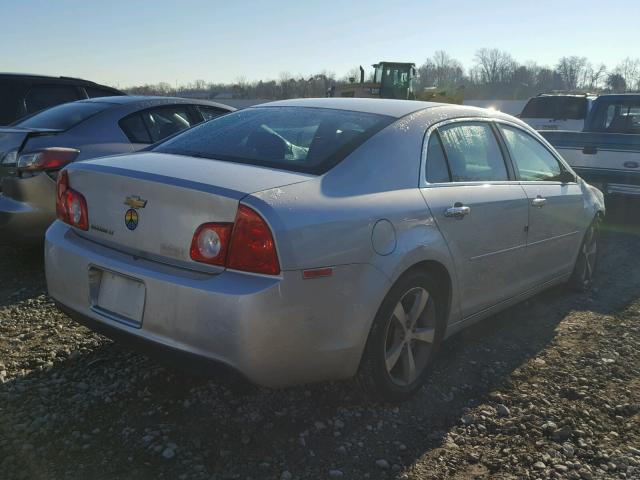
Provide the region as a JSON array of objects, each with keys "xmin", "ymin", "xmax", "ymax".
[{"xmin": 124, "ymin": 195, "xmax": 147, "ymax": 209}]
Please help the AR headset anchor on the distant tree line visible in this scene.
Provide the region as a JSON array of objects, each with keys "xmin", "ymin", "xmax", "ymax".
[{"xmin": 126, "ymin": 49, "xmax": 640, "ymax": 100}]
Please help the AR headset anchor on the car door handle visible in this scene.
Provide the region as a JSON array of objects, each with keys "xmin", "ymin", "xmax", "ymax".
[
  {"xmin": 582, "ymin": 146, "xmax": 597, "ymax": 155},
  {"xmin": 444, "ymin": 203, "xmax": 470, "ymax": 219},
  {"xmin": 624, "ymin": 161, "xmax": 639, "ymax": 169},
  {"xmin": 531, "ymin": 196, "xmax": 547, "ymax": 208}
]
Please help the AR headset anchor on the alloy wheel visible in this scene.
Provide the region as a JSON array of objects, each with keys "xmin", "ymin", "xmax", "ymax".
[
  {"xmin": 580, "ymin": 221, "xmax": 599, "ymax": 285},
  {"xmin": 383, "ymin": 287, "xmax": 436, "ymax": 386}
]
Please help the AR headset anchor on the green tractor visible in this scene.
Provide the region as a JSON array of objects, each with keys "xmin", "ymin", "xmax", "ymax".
[
  {"xmin": 329, "ymin": 61, "xmax": 464, "ymax": 104},
  {"xmin": 331, "ymin": 62, "xmax": 417, "ymax": 100}
]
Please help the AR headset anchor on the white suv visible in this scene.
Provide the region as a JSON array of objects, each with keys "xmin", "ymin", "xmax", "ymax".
[{"xmin": 520, "ymin": 93, "xmax": 597, "ymax": 131}]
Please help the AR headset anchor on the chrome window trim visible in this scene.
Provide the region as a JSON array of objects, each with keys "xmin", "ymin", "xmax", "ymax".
[
  {"xmin": 420, "ymin": 116, "xmax": 515, "ymax": 188},
  {"xmin": 420, "ymin": 116, "xmax": 578, "ymax": 188}
]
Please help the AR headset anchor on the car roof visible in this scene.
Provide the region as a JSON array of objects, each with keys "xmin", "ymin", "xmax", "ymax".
[
  {"xmin": 0, "ymin": 72, "xmax": 121, "ymax": 88},
  {"xmin": 72, "ymin": 95, "xmax": 236, "ymax": 111},
  {"xmin": 595, "ymin": 94, "xmax": 640, "ymax": 101},
  {"xmin": 254, "ymin": 98, "xmax": 445, "ymax": 118}
]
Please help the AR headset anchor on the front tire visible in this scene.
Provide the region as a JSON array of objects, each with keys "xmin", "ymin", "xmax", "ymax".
[
  {"xmin": 357, "ymin": 270, "xmax": 445, "ymax": 402},
  {"xmin": 569, "ymin": 215, "xmax": 601, "ymax": 291}
]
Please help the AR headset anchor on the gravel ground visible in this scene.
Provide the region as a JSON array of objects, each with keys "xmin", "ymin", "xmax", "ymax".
[{"xmin": 1, "ymin": 200, "xmax": 639, "ymax": 480}]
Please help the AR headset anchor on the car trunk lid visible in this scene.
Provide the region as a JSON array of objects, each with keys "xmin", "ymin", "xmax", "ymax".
[
  {"xmin": 66, "ymin": 152, "xmax": 313, "ymax": 271},
  {"xmin": 0, "ymin": 127, "xmax": 63, "ymax": 183}
]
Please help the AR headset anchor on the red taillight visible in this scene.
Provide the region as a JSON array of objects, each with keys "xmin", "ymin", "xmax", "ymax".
[
  {"xmin": 18, "ymin": 148, "xmax": 79, "ymax": 172},
  {"xmin": 55, "ymin": 170, "xmax": 89, "ymax": 230},
  {"xmin": 190, "ymin": 205, "xmax": 280, "ymax": 275},
  {"xmin": 190, "ymin": 223, "xmax": 233, "ymax": 266},
  {"xmin": 228, "ymin": 205, "xmax": 280, "ymax": 275},
  {"xmin": 56, "ymin": 171, "xmax": 70, "ymax": 223}
]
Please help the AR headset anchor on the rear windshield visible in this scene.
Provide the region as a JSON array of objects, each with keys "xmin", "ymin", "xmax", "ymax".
[
  {"xmin": 15, "ymin": 101, "xmax": 111, "ymax": 130},
  {"xmin": 521, "ymin": 96, "xmax": 588, "ymax": 120},
  {"xmin": 153, "ymin": 106, "xmax": 394, "ymax": 174}
]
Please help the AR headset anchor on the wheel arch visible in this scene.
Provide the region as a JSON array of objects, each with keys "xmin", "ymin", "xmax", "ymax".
[
  {"xmin": 356, "ymin": 257, "xmax": 455, "ymax": 371},
  {"xmin": 395, "ymin": 260, "xmax": 453, "ymax": 334}
]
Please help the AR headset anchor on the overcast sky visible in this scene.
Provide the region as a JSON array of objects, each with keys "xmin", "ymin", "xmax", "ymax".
[{"xmin": 2, "ymin": 0, "xmax": 638, "ymax": 87}]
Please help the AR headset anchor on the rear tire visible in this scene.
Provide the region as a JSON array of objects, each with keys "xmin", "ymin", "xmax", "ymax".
[
  {"xmin": 569, "ymin": 215, "xmax": 601, "ymax": 291},
  {"xmin": 357, "ymin": 269, "xmax": 445, "ymax": 402}
]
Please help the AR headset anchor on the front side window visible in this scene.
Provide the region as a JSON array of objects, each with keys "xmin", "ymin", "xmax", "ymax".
[
  {"xmin": 499, "ymin": 125, "xmax": 562, "ymax": 182},
  {"xmin": 24, "ymin": 84, "xmax": 82, "ymax": 114},
  {"xmin": 437, "ymin": 122, "xmax": 508, "ymax": 182},
  {"xmin": 153, "ymin": 106, "xmax": 393, "ymax": 174}
]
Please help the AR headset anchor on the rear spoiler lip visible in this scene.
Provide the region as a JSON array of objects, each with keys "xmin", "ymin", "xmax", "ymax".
[{"xmin": 0, "ymin": 127, "xmax": 63, "ymax": 134}]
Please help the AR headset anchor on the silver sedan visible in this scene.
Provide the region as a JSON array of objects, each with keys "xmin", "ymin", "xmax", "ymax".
[
  {"xmin": 0, "ymin": 96, "xmax": 234, "ymax": 244},
  {"xmin": 44, "ymin": 98, "xmax": 605, "ymax": 401}
]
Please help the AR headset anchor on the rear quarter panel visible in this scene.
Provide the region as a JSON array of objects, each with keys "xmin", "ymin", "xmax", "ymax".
[
  {"xmin": 248, "ymin": 107, "xmax": 462, "ymax": 330},
  {"xmin": 21, "ymin": 107, "xmax": 134, "ymax": 160}
]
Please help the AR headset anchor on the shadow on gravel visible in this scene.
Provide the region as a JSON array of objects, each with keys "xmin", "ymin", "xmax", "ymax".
[
  {"xmin": 1, "ymin": 201, "xmax": 640, "ymax": 479},
  {"xmin": 0, "ymin": 244, "xmax": 45, "ymax": 308}
]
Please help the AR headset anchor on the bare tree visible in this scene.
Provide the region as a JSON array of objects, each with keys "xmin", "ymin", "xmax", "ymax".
[
  {"xmin": 607, "ymin": 73, "xmax": 627, "ymax": 93},
  {"xmin": 474, "ymin": 48, "xmax": 515, "ymax": 84},
  {"xmin": 556, "ymin": 56, "xmax": 588, "ymax": 90},
  {"xmin": 614, "ymin": 58, "xmax": 640, "ymax": 91},
  {"xmin": 585, "ymin": 63, "xmax": 607, "ymax": 90},
  {"xmin": 432, "ymin": 50, "xmax": 464, "ymax": 86},
  {"xmin": 416, "ymin": 50, "xmax": 464, "ymax": 93}
]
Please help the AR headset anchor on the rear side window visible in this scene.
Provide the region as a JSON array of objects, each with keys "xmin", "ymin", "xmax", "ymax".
[
  {"xmin": 24, "ymin": 84, "xmax": 82, "ymax": 114},
  {"xmin": 143, "ymin": 106, "xmax": 193, "ymax": 143},
  {"xmin": 198, "ymin": 106, "xmax": 228, "ymax": 121},
  {"xmin": 16, "ymin": 101, "xmax": 111, "ymax": 130},
  {"xmin": 120, "ymin": 114, "xmax": 151, "ymax": 143},
  {"xmin": 85, "ymin": 87, "xmax": 120, "ymax": 98},
  {"xmin": 153, "ymin": 106, "xmax": 393, "ymax": 174},
  {"xmin": 499, "ymin": 125, "xmax": 562, "ymax": 181},
  {"xmin": 120, "ymin": 106, "xmax": 194, "ymax": 144},
  {"xmin": 0, "ymin": 80, "xmax": 19, "ymax": 125},
  {"xmin": 438, "ymin": 122, "xmax": 508, "ymax": 182},
  {"xmin": 520, "ymin": 96, "xmax": 587, "ymax": 120},
  {"xmin": 425, "ymin": 132, "xmax": 450, "ymax": 183}
]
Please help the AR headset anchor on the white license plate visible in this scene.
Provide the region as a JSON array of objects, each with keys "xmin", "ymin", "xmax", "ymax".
[{"xmin": 96, "ymin": 271, "xmax": 146, "ymax": 325}]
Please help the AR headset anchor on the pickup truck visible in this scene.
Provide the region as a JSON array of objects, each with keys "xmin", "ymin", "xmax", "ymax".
[{"xmin": 540, "ymin": 94, "xmax": 640, "ymax": 197}]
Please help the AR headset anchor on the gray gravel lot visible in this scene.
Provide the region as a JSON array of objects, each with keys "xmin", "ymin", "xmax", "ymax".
[{"xmin": 1, "ymin": 200, "xmax": 639, "ymax": 480}]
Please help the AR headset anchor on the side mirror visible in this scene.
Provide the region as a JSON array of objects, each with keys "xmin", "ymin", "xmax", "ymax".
[{"xmin": 559, "ymin": 170, "xmax": 575, "ymax": 184}]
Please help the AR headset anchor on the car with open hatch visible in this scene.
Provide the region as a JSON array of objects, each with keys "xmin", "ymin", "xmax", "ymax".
[{"xmin": 44, "ymin": 98, "xmax": 604, "ymax": 401}]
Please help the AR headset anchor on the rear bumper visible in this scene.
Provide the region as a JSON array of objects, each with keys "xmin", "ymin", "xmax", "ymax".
[
  {"xmin": 0, "ymin": 173, "xmax": 55, "ymax": 244},
  {"xmin": 45, "ymin": 221, "xmax": 390, "ymax": 387},
  {"xmin": 0, "ymin": 194, "xmax": 52, "ymax": 244},
  {"xmin": 56, "ymin": 301, "xmax": 245, "ymax": 380}
]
